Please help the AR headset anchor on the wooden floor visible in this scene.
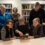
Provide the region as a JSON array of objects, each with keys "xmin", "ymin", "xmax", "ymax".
[{"xmin": 0, "ymin": 37, "xmax": 45, "ymax": 45}]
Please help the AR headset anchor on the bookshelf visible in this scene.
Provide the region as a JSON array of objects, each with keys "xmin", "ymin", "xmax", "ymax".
[
  {"xmin": 22, "ymin": 4, "xmax": 45, "ymax": 23},
  {"xmin": 22, "ymin": 4, "xmax": 34, "ymax": 23}
]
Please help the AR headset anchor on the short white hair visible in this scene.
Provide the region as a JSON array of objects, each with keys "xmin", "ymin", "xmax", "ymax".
[
  {"xmin": 1, "ymin": 5, "xmax": 6, "ymax": 9},
  {"xmin": 33, "ymin": 18, "xmax": 40, "ymax": 23},
  {"xmin": 18, "ymin": 16, "xmax": 24, "ymax": 20}
]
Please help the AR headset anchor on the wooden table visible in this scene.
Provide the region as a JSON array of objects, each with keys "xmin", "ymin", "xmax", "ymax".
[{"xmin": 0, "ymin": 37, "xmax": 45, "ymax": 45}]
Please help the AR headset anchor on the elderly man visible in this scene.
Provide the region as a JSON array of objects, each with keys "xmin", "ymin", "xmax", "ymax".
[
  {"xmin": 29, "ymin": 2, "xmax": 45, "ymax": 26},
  {"xmin": 0, "ymin": 5, "xmax": 12, "ymax": 40}
]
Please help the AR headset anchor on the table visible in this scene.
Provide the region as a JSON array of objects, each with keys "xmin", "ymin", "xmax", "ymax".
[{"xmin": 0, "ymin": 37, "xmax": 45, "ymax": 45}]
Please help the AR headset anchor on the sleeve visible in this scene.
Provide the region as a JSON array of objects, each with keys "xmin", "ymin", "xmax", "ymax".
[
  {"xmin": 29, "ymin": 26, "xmax": 33, "ymax": 36},
  {"xmin": 40, "ymin": 26, "xmax": 44, "ymax": 36},
  {"xmin": 29, "ymin": 10, "xmax": 33, "ymax": 26},
  {"xmin": 43, "ymin": 11, "xmax": 45, "ymax": 22},
  {"xmin": 25, "ymin": 24, "xmax": 30, "ymax": 34},
  {"xmin": 1, "ymin": 27, "xmax": 6, "ymax": 40},
  {"xmin": 42, "ymin": 10, "xmax": 45, "ymax": 23},
  {"xmin": 39, "ymin": 26, "xmax": 44, "ymax": 37},
  {"xmin": 34, "ymin": 25, "xmax": 44, "ymax": 38},
  {"xmin": 14, "ymin": 24, "xmax": 19, "ymax": 34}
]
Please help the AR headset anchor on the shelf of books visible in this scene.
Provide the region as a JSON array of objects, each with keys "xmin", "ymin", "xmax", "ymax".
[{"xmin": 22, "ymin": 4, "xmax": 45, "ymax": 23}]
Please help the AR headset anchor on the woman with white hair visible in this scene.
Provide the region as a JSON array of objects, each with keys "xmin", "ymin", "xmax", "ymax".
[
  {"xmin": 0, "ymin": 5, "xmax": 12, "ymax": 40},
  {"xmin": 12, "ymin": 7, "xmax": 20, "ymax": 30},
  {"xmin": 29, "ymin": 18, "xmax": 44, "ymax": 38},
  {"xmin": 0, "ymin": 5, "xmax": 12, "ymax": 29},
  {"xmin": 15, "ymin": 16, "xmax": 30, "ymax": 39}
]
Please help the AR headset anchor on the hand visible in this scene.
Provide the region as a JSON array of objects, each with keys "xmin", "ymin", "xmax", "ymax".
[
  {"xmin": 13, "ymin": 36, "xmax": 16, "ymax": 39},
  {"xmin": 16, "ymin": 30, "xmax": 24, "ymax": 36},
  {"xmin": 19, "ymin": 32, "xmax": 24, "ymax": 37},
  {"xmin": 1, "ymin": 30, "xmax": 4, "ymax": 32},
  {"xmin": 42, "ymin": 23, "xmax": 45, "ymax": 26}
]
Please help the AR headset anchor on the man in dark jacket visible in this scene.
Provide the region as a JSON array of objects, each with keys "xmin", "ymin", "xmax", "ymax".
[
  {"xmin": 29, "ymin": 2, "xmax": 45, "ymax": 35},
  {"xmin": 29, "ymin": 2, "xmax": 45, "ymax": 26}
]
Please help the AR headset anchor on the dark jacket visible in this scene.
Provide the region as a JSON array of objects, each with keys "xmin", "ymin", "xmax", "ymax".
[
  {"xmin": 12, "ymin": 13, "xmax": 20, "ymax": 28},
  {"xmin": 12, "ymin": 13, "xmax": 20, "ymax": 22},
  {"xmin": 29, "ymin": 8, "xmax": 45, "ymax": 26},
  {"xmin": 1, "ymin": 26, "xmax": 14, "ymax": 40},
  {"xmin": 29, "ymin": 24, "xmax": 44, "ymax": 38},
  {"xmin": 15, "ymin": 24, "xmax": 30, "ymax": 37}
]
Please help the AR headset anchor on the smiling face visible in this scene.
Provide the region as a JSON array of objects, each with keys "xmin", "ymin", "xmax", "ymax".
[
  {"xmin": 35, "ymin": 5, "xmax": 40, "ymax": 11},
  {"xmin": 33, "ymin": 18, "xmax": 40, "ymax": 27},
  {"xmin": 18, "ymin": 18, "xmax": 25, "ymax": 25},
  {"xmin": 33, "ymin": 21, "xmax": 39, "ymax": 27},
  {"xmin": 13, "ymin": 8, "xmax": 17, "ymax": 15},
  {"xmin": 6, "ymin": 21, "xmax": 13, "ymax": 28},
  {"xmin": 34, "ymin": 2, "xmax": 40, "ymax": 11},
  {"xmin": 1, "ymin": 5, "xmax": 6, "ymax": 15}
]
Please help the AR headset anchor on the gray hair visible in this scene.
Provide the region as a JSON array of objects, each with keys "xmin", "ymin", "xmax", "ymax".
[
  {"xmin": 13, "ymin": 7, "xmax": 18, "ymax": 12},
  {"xmin": 0, "ymin": 5, "xmax": 6, "ymax": 9},
  {"xmin": 33, "ymin": 18, "xmax": 40, "ymax": 23}
]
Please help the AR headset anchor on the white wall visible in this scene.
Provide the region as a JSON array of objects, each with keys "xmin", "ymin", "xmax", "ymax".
[
  {"xmin": 13, "ymin": 0, "xmax": 22, "ymax": 15},
  {"xmin": 21, "ymin": 0, "xmax": 45, "ymax": 4},
  {"xmin": 0, "ymin": 0, "xmax": 22, "ymax": 15}
]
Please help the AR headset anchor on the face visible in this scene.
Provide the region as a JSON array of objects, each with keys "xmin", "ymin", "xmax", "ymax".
[
  {"xmin": 7, "ymin": 22, "xmax": 13, "ymax": 28},
  {"xmin": 35, "ymin": 5, "xmax": 40, "ymax": 11},
  {"xmin": 13, "ymin": 8, "xmax": 17, "ymax": 14},
  {"xmin": 18, "ymin": 19, "xmax": 25, "ymax": 24},
  {"xmin": 33, "ymin": 21, "xmax": 39, "ymax": 27},
  {"xmin": 1, "ymin": 7, "xmax": 5, "ymax": 14}
]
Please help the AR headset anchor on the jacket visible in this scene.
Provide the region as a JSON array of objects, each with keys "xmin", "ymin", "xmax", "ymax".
[
  {"xmin": 30, "ymin": 24, "xmax": 44, "ymax": 38},
  {"xmin": 29, "ymin": 8, "xmax": 45, "ymax": 26}
]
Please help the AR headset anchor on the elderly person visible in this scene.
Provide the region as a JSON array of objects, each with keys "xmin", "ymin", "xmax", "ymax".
[
  {"xmin": 29, "ymin": 18, "xmax": 44, "ymax": 38},
  {"xmin": 15, "ymin": 16, "xmax": 30, "ymax": 38},
  {"xmin": 12, "ymin": 7, "xmax": 20, "ymax": 28},
  {"xmin": 0, "ymin": 5, "xmax": 12, "ymax": 29},
  {"xmin": 29, "ymin": 2, "xmax": 45, "ymax": 36},
  {"xmin": 0, "ymin": 5, "xmax": 12, "ymax": 40}
]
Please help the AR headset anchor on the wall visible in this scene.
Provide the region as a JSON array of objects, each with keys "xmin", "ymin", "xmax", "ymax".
[
  {"xmin": 13, "ymin": 0, "xmax": 22, "ymax": 15},
  {"xmin": 0, "ymin": 0, "xmax": 22, "ymax": 15},
  {"xmin": 21, "ymin": 0, "xmax": 45, "ymax": 4}
]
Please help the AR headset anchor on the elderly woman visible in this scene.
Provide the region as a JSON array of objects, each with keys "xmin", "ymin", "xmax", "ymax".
[
  {"xmin": 29, "ymin": 18, "xmax": 44, "ymax": 38},
  {"xmin": 0, "ymin": 5, "xmax": 12, "ymax": 29},
  {"xmin": 15, "ymin": 16, "xmax": 30, "ymax": 38},
  {"xmin": 0, "ymin": 5, "xmax": 12, "ymax": 40},
  {"xmin": 12, "ymin": 7, "xmax": 20, "ymax": 28}
]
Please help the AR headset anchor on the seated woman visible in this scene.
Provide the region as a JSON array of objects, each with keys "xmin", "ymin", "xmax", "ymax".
[
  {"xmin": 30, "ymin": 18, "xmax": 44, "ymax": 38},
  {"xmin": 1, "ymin": 19, "xmax": 14, "ymax": 40},
  {"xmin": 15, "ymin": 16, "xmax": 30, "ymax": 38}
]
